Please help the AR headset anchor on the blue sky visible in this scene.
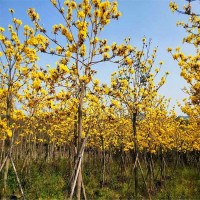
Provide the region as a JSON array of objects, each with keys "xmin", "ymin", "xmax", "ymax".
[{"xmin": 0, "ymin": 0, "xmax": 198, "ymax": 115}]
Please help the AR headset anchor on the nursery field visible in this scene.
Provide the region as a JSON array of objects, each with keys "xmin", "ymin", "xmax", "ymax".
[{"xmin": 0, "ymin": 0, "xmax": 199, "ymax": 199}]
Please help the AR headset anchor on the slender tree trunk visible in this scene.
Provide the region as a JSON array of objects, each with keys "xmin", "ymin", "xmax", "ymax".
[
  {"xmin": 2, "ymin": 157, "xmax": 10, "ymax": 199},
  {"xmin": 120, "ymin": 144, "xmax": 125, "ymax": 182},
  {"xmin": 160, "ymin": 146, "xmax": 165, "ymax": 179},
  {"xmin": 76, "ymin": 83, "xmax": 84, "ymax": 200},
  {"xmin": 74, "ymin": 114, "xmax": 78, "ymax": 164},
  {"xmin": 132, "ymin": 112, "xmax": 138, "ymax": 197},
  {"xmin": 0, "ymin": 140, "xmax": 5, "ymax": 165},
  {"xmin": 148, "ymin": 153, "xmax": 153, "ymax": 190},
  {"xmin": 101, "ymin": 136, "xmax": 106, "ymax": 187},
  {"xmin": 2, "ymin": 91, "xmax": 12, "ymax": 199}
]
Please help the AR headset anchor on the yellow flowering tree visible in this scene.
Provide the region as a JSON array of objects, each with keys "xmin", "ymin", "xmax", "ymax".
[
  {"xmin": 107, "ymin": 38, "xmax": 169, "ymax": 196},
  {"xmin": 0, "ymin": 9, "xmax": 48, "ymax": 197},
  {"xmin": 26, "ymin": 0, "xmax": 133, "ymax": 198},
  {"xmin": 169, "ymin": 0, "xmax": 200, "ymax": 153},
  {"xmin": 169, "ymin": 1, "xmax": 199, "ymax": 110}
]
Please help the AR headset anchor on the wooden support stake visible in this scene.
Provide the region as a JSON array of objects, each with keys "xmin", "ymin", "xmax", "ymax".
[
  {"xmin": 137, "ymin": 158, "xmax": 152, "ymax": 200},
  {"xmin": 82, "ymin": 177, "xmax": 87, "ymax": 200},
  {"xmin": 0, "ymin": 154, "xmax": 8, "ymax": 173},
  {"xmin": 68, "ymin": 136, "xmax": 88, "ymax": 187},
  {"xmin": 10, "ymin": 155, "xmax": 25, "ymax": 200},
  {"xmin": 69, "ymin": 155, "xmax": 83, "ymax": 200}
]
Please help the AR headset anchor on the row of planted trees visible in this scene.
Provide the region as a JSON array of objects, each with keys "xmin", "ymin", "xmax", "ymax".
[{"xmin": 0, "ymin": 0, "xmax": 199, "ymax": 199}]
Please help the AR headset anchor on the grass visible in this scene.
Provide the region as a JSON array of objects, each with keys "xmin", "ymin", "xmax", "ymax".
[
  {"xmin": 155, "ymin": 167, "xmax": 200, "ymax": 200},
  {"xmin": 0, "ymin": 158, "xmax": 199, "ymax": 199}
]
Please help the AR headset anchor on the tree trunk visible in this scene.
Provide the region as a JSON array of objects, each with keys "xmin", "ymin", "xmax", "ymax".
[
  {"xmin": 2, "ymin": 157, "xmax": 10, "ymax": 199},
  {"xmin": 2, "ymin": 91, "xmax": 12, "ymax": 199},
  {"xmin": 132, "ymin": 112, "xmax": 138, "ymax": 197},
  {"xmin": 76, "ymin": 83, "xmax": 84, "ymax": 200},
  {"xmin": 101, "ymin": 136, "xmax": 106, "ymax": 187}
]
